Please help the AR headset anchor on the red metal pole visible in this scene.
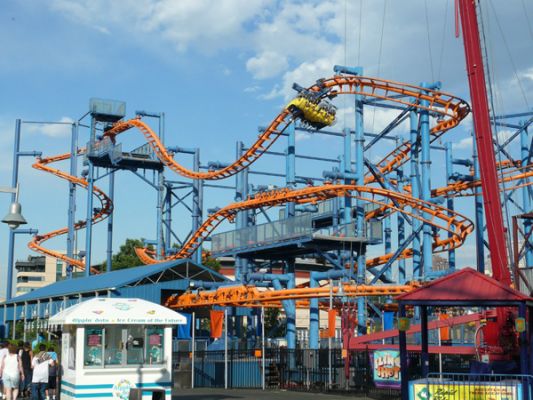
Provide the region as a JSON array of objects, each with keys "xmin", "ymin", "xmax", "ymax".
[{"xmin": 457, "ymin": 0, "xmax": 510, "ymax": 285}]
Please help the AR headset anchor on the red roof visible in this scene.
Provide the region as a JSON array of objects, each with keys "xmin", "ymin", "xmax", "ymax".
[{"xmin": 396, "ymin": 267, "xmax": 531, "ymax": 303}]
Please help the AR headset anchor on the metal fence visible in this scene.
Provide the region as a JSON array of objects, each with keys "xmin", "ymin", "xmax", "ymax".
[{"xmin": 173, "ymin": 349, "xmax": 476, "ymax": 398}]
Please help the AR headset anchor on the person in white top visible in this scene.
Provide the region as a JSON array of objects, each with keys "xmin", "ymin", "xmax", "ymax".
[
  {"xmin": 0, "ymin": 342, "xmax": 9, "ymax": 400},
  {"xmin": 0, "ymin": 344, "xmax": 24, "ymax": 400},
  {"xmin": 31, "ymin": 345, "xmax": 53, "ymax": 400}
]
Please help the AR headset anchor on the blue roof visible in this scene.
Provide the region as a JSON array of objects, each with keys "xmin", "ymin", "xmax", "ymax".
[{"xmin": 6, "ymin": 259, "xmax": 224, "ymax": 304}]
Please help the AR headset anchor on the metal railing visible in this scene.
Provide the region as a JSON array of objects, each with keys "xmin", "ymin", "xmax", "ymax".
[
  {"xmin": 172, "ymin": 349, "xmax": 476, "ymax": 397},
  {"xmin": 211, "ymin": 213, "xmax": 366, "ymax": 254}
]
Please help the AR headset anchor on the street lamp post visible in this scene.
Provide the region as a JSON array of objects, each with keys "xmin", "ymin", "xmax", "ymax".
[{"xmin": 0, "ymin": 183, "xmax": 28, "ymax": 301}]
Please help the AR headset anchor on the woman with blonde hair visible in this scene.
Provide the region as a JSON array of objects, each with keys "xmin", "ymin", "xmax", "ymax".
[{"xmin": 0, "ymin": 344, "xmax": 24, "ymax": 400}]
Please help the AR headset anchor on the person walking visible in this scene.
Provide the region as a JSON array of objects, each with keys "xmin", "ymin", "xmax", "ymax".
[
  {"xmin": 0, "ymin": 342, "xmax": 9, "ymax": 400},
  {"xmin": 18, "ymin": 344, "xmax": 32, "ymax": 399},
  {"xmin": 30, "ymin": 346, "xmax": 52, "ymax": 400},
  {"xmin": 45, "ymin": 348, "xmax": 57, "ymax": 400},
  {"xmin": 0, "ymin": 344, "xmax": 24, "ymax": 400}
]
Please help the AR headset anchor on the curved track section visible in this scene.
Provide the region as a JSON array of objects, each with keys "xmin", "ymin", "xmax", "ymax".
[
  {"xmin": 28, "ymin": 151, "xmax": 112, "ymax": 273},
  {"xmin": 104, "ymin": 76, "xmax": 469, "ymax": 182},
  {"xmin": 135, "ymin": 184, "xmax": 474, "ymax": 268}
]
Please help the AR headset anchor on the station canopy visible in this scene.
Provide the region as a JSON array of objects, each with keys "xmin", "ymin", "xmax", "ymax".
[{"xmin": 49, "ymin": 297, "xmax": 187, "ymax": 327}]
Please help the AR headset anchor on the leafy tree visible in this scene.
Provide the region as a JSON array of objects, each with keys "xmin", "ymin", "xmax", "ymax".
[
  {"xmin": 264, "ymin": 307, "xmax": 285, "ymax": 337},
  {"xmin": 101, "ymin": 238, "xmax": 147, "ymax": 271}
]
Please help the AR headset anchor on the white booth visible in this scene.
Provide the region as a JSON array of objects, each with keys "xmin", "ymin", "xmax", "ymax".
[{"xmin": 49, "ymin": 297, "xmax": 186, "ymax": 400}]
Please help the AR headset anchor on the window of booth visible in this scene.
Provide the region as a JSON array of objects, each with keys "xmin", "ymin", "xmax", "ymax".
[
  {"xmin": 84, "ymin": 327, "xmax": 103, "ymax": 367},
  {"xmin": 126, "ymin": 326, "xmax": 144, "ymax": 365},
  {"xmin": 104, "ymin": 326, "xmax": 123, "ymax": 366},
  {"xmin": 146, "ymin": 328, "xmax": 164, "ymax": 365},
  {"xmin": 84, "ymin": 326, "xmax": 165, "ymax": 368}
]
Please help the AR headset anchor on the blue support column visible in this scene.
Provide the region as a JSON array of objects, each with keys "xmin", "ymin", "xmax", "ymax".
[
  {"xmin": 66, "ymin": 122, "xmax": 78, "ymax": 278},
  {"xmin": 384, "ymin": 214, "xmax": 392, "ymax": 281},
  {"xmin": 235, "ymin": 142, "xmax": 248, "ymax": 280},
  {"xmin": 6, "ymin": 119, "xmax": 21, "ymax": 300},
  {"xmin": 343, "ymin": 127, "xmax": 352, "ymax": 224},
  {"xmin": 355, "ymin": 87, "xmax": 366, "ymax": 335},
  {"xmin": 473, "ymin": 135, "xmax": 485, "ymax": 273},
  {"xmin": 309, "ymin": 276, "xmax": 320, "ymax": 349},
  {"xmin": 192, "ymin": 149, "xmax": 203, "ymax": 265},
  {"xmin": 521, "ymin": 124, "xmax": 533, "ymax": 268},
  {"xmin": 420, "ymin": 84, "xmax": 433, "ymax": 278},
  {"xmin": 409, "ymin": 110, "xmax": 421, "ymax": 279},
  {"xmin": 397, "ymin": 166, "xmax": 406, "ymax": 282},
  {"xmin": 445, "ymin": 142, "xmax": 456, "ymax": 271},
  {"xmin": 156, "ymin": 115, "xmax": 165, "ymax": 261},
  {"xmin": 164, "ymin": 184, "xmax": 172, "ymax": 253},
  {"xmin": 84, "ymin": 116, "xmax": 96, "ymax": 276},
  {"xmin": 286, "ymin": 123, "xmax": 296, "ymax": 218},
  {"xmin": 106, "ymin": 171, "xmax": 115, "ymax": 273}
]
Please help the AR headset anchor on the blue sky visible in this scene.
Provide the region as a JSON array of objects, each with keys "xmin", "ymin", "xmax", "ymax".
[{"xmin": 1, "ymin": 0, "xmax": 533, "ymax": 297}]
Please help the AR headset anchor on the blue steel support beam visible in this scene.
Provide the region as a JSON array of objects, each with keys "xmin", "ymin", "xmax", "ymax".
[
  {"xmin": 355, "ymin": 81, "xmax": 366, "ymax": 335},
  {"xmin": 309, "ymin": 269, "xmax": 353, "ymax": 349},
  {"xmin": 420, "ymin": 83, "xmax": 434, "ymax": 278},
  {"xmin": 84, "ymin": 116, "xmax": 96, "ymax": 276},
  {"xmin": 66, "ymin": 122, "xmax": 78, "ymax": 278},
  {"xmin": 286, "ymin": 123, "xmax": 296, "ymax": 218},
  {"xmin": 139, "ymin": 111, "xmax": 166, "ymax": 260},
  {"xmin": 397, "ymin": 165, "xmax": 406, "ymax": 282},
  {"xmin": 268, "ymin": 276, "xmax": 296, "ymax": 350},
  {"xmin": 192, "ymin": 149, "xmax": 203, "ymax": 264},
  {"xmin": 384, "ymin": 213, "xmax": 392, "ymax": 281},
  {"xmin": 106, "ymin": 170, "xmax": 115, "ymax": 272},
  {"xmin": 445, "ymin": 142, "xmax": 456, "ymax": 271},
  {"xmin": 164, "ymin": 183, "xmax": 172, "ymax": 252},
  {"xmin": 473, "ymin": 135, "xmax": 485, "ymax": 273},
  {"xmin": 235, "ymin": 142, "xmax": 249, "ymax": 281},
  {"xmin": 370, "ymin": 227, "xmax": 423, "ymax": 285},
  {"xmin": 309, "ymin": 277, "xmax": 320, "ymax": 350},
  {"xmin": 343, "ymin": 128, "xmax": 352, "ymax": 225},
  {"xmin": 521, "ymin": 123, "xmax": 533, "ymax": 268},
  {"xmin": 409, "ymin": 109, "xmax": 421, "ymax": 279}
]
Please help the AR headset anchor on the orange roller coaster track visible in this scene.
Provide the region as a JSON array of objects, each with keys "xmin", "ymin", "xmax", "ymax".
[
  {"xmin": 165, "ymin": 282, "xmax": 420, "ymax": 309},
  {"xmin": 27, "ymin": 75, "xmax": 532, "ymax": 272},
  {"xmin": 135, "ymin": 184, "xmax": 474, "ymax": 267}
]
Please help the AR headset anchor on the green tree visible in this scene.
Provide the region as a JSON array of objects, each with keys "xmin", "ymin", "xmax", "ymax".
[
  {"xmin": 264, "ymin": 307, "xmax": 285, "ymax": 337},
  {"xmin": 101, "ymin": 238, "xmax": 147, "ymax": 271}
]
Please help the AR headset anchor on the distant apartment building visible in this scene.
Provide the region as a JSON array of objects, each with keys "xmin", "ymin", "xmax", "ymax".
[{"xmin": 15, "ymin": 254, "xmax": 69, "ymax": 297}]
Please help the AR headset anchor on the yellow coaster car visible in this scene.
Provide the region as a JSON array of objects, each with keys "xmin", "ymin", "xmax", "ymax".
[{"xmin": 287, "ymin": 95, "xmax": 336, "ymax": 129}]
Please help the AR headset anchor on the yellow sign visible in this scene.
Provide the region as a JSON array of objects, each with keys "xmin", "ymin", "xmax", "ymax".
[{"xmin": 411, "ymin": 383, "xmax": 520, "ymax": 400}]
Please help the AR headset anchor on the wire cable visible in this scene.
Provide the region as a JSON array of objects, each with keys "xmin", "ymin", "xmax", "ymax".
[{"xmin": 424, "ymin": 0, "xmax": 435, "ymax": 82}]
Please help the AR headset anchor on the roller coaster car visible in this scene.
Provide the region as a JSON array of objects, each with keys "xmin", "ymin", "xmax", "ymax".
[{"xmin": 286, "ymin": 95, "xmax": 336, "ymax": 129}]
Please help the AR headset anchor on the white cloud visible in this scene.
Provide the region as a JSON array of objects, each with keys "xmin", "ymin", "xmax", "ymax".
[
  {"xmin": 50, "ymin": 0, "xmax": 271, "ymax": 54},
  {"xmin": 246, "ymin": 51, "xmax": 288, "ymax": 79},
  {"xmin": 244, "ymin": 85, "xmax": 261, "ymax": 93},
  {"xmin": 26, "ymin": 117, "xmax": 74, "ymax": 138},
  {"xmin": 295, "ymin": 131, "xmax": 311, "ymax": 142},
  {"xmin": 453, "ymin": 137, "xmax": 472, "ymax": 150}
]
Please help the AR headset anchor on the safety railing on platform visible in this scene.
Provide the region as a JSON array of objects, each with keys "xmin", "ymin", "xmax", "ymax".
[{"xmin": 211, "ymin": 213, "xmax": 367, "ymax": 254}]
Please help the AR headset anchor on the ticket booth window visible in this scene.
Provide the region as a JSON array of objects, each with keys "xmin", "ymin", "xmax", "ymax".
[
  {"xmin": 146, "ymin": 328, "xmax": 164, "ymax": 365},
  {"xmin": 104, "ymin": 326, "xmax": 123, "ymax": 366},
  {"xmin": 84, "ymin": 327, "xmax": 103, "ymax": 367},
  {"xmin": 126, "ymin": 326, "xmax": 145, "ymax": 365}
]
